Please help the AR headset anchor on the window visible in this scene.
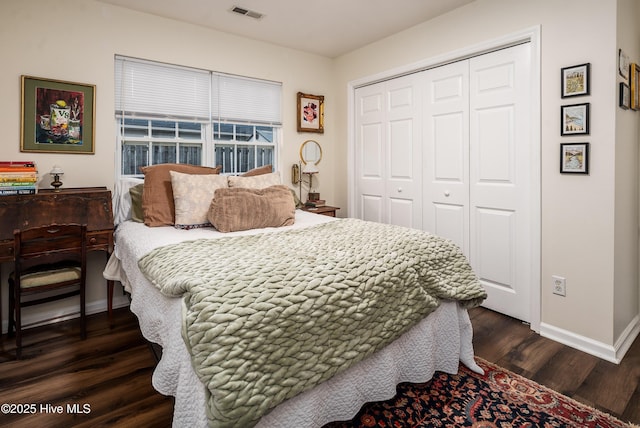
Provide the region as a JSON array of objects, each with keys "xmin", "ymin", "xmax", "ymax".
[{"xmin": 115, "ymin": 57, "xmax": 282, "ymax": 176}]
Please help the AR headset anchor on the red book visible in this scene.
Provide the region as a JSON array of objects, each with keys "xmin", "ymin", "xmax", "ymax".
[{"xmin": 0, "ymin": 161, "xmax": 35, "ymax": 167}]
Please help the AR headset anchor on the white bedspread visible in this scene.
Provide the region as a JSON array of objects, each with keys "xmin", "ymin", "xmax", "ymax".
[{"xmin": 110, "ymin": 210, "xmax": 482, "ymax": 427}]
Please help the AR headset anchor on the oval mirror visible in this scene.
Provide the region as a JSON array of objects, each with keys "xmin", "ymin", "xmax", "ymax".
[{"xmin": 300, "ymin": 140, "xmax": 322, "ymax": 165}]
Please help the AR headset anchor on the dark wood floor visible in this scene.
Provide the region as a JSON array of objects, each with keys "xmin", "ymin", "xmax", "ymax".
[
  {"xmin": 0, "ymin": 306, "xmax": 638, "ymax": 427},
  {"xmin": 469, "ymin": 307, "xmax": 640, "ymax": 425}
]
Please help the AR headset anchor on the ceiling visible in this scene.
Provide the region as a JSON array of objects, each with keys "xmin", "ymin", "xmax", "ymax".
[{"xmin": 96, "ymin": 0, "xmax": 475, "ymax": 58}]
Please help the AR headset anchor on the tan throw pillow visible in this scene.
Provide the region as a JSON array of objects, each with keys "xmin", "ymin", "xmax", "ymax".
[
  {"xmin": 141, "ymin": 163, "xmax": 221, "ymax": 227},
  {"xmin": 208, "ymin": 185, "xmax": 295, "ymax": 233},
  {"xmin": 129, "ymin": 183, "xmax": 144, "ymax": 223},
  {"xmin": 241, "ymin": 164, "xmax": 273, "ymax": 177},
  {"xmin": 170, "ymin": 171, "xmax": 229, "ymax": 229},
  {"xmin": 227, "ymin": 171, "xmax": 281, "ymax": 189}
]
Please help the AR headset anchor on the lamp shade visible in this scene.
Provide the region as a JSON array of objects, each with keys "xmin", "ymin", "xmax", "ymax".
[
  {"xmin": 302, "ymin": 163, "xmax": 319, "ymax": 174},
  {"xmin": 50, "ymin": 165, "xmax": 64, "ymax": 175}
]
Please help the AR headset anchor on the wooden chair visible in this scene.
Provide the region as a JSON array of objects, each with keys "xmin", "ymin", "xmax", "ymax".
[{"xmin": 8, "ymin": 224, "xmax": 88, "ymax": 359}]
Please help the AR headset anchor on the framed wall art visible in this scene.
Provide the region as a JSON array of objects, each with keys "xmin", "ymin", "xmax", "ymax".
[
  {"xmin": 561, "ymin": 63, "xmax": 590, "ymax": 98},
  {"xmin": 619, "ymin": 49, "xmax": 630, "ymax": 80},
  {"xmin": 620, "ymin": 82, "xmax": 630, "ymax": 110},
  {"xmin": 560, "ymin": 143, "xmax": 589, "ymax": 174},
  {"xmin": 21, "ymin": 75, "xmax": 96, "ymax": 154},
  {"xmin": 297, "ymin": 92, "xmax": 324, "ymax": 133},
  {"xmin": 631, "ymin": 63, "xmax": 640, "ymax": 110},
  {"xmin": 561, "ymin": 103, "xmax": 589, "ymax": 136}
]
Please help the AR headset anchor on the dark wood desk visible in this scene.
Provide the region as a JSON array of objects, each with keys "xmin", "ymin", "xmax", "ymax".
[{"xmin": 0, "ymin": 187, "xmax": 115, "ymax": 327}]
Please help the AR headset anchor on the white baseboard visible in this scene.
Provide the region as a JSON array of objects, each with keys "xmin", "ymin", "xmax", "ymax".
[
  {"xmin": 540, "ymin": 314, "xmax": 640, "ymax": 364},
  {"xmin": 1, "ymin": 294, "xmax": 130, "ymax": 335}
]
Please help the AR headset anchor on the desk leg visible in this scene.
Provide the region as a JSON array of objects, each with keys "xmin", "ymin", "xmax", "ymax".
[
  {"xmin": 107, "ymin": 279, "xmax": 114, "ymax": 328},
  {"xmin": 0, "ymin": 263, "xmax": 3, "ymax": 340}
]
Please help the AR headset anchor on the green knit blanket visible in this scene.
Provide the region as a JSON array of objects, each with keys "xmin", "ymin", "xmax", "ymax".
[{"xmin": 138, "ymin": 218, "xmax": 486, "ymax": 427}]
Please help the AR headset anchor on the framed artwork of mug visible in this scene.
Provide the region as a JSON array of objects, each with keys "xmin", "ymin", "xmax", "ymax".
[{"xmin": 21, "ymin": 75, "xmax": 96, "ymax": 154}]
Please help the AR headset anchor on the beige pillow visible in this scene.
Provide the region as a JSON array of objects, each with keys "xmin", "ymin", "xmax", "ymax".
[
  {"xmin": 208, "ymin": 185, "xmax": 295, "ymax": 233},
  {"xmin": 227, "ymin": 171, "xmax": 281, "ymax": 189},
  {"xmin": 241, "ymin": 164, "xmax": 273, "ymax": 177},
  {"xmin": 170, "ymin": 171, "xmax": 229, "ymax": 229},
  {"xmin": 141, "ymin": 163, "xmax": 221, "ymax": 227}
]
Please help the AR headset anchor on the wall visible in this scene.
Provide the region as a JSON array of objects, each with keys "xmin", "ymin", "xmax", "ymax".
[
  {"xmin": 333, "ymin": 0, "xmax": 639, "ymax": 359},
  {"xmin": 615, "ymin": 0, "xmax": 640, "ymax": 343},
  {"xmin": 0, "ymin": 0, "xmax": 335, "ymax": 331}
]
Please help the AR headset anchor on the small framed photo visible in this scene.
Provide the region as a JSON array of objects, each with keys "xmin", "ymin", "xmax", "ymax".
[
  {"xmin": 21, "ymin": 75, "xmax": 96, "ymax": 154},
  {"xmin": 619, "ymin": 49, "xmax": 630, "ymax": 80},
  {"xmin": 631, "ymin": 63, "xmax": 640, "ymax": 110},
  {"xmin": 561, "ymin": 103, "xmax": 589, "ymax": 136},
  {"xmin": 561, "ymin": 63, "xmax": 590, "ymax": 98},
  {"xmin": 560, "ymin": 143, "xmax": 589, "ymax": 174},
  {"xmin": 297, "ymin": 92, "xmax": 324, "ymax": 133},
  {"xmin": 620, "ymin": 82, "xmax": 630, "ymax": 110}
]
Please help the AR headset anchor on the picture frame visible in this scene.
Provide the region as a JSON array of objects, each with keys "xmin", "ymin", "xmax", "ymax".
[
  {"xmin": 631, "ymin": 63, "xmax": 640, "ymax": 111},
  {"xmin": 560, "ymin": 143, "xmax": 589, "ymax": 174},
  {"xmin": 21, "ymin": 75, "xmax": 96, "ymax": 154},
  {"xmin": 297, "ymin": 92, "xmax": 324, "ymax": 133},
  {"xmin": 619, "ymin": 49, "xmax": 630, "ymax": 80},
  {"xmin": 620, "ymin": 82, "xmax": 630, "ymax": 110},
  {"xmin": 561, "ymin": 103, "xmax": 590, "ymax": 136},
  {"xmin": 561, "ymin": 63, "xmax": 590, "ymax": 98}
]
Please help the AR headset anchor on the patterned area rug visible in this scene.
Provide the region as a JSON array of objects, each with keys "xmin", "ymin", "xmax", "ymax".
[{"xmin": 324, "ymin": 358, "xmax": 633, "ymax": 427}]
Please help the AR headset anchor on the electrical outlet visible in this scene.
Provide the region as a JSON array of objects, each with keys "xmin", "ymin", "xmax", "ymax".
[{"xmin": 552, "ymin": 275, "xmax": 566, "ymax": 296}]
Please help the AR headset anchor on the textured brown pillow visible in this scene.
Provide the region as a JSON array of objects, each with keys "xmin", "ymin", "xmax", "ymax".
[
  {"xmin": 208, "ymin": 185, "xmax": 295, "ymax": 233},
  {"xmin": 141, "ymin": 163, "xmax": 221, "ymax": 227},
  {"xmin": 241, "ymin": 164, "xmax": 272, "ymax": 177}
]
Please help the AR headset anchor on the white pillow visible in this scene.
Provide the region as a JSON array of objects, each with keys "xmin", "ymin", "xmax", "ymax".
[
  {"xmin": 227, "ymin": 171, "xmax": 281, "ymax": 189},
  {"xmin": 112, "ymin": 177, "xmax": 144, "ymax": 226},
  {"xmin": 170, "ymin": 171, "xmax": 228, "ymax": 229}
]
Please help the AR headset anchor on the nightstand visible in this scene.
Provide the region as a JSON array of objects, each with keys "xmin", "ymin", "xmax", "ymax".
[{"xmin": 301, "ymin": 205, "xmax": 340, "ymax": 217}]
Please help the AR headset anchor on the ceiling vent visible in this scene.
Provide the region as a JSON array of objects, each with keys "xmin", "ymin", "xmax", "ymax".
[{"xmin": 230, "ymin": 6, "xmax": 264, "ymax": 20}]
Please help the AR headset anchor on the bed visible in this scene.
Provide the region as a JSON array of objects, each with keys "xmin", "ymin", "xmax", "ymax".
[{"xmin": 105, "ymin": 172, "xmax": 487, "ymax": 428}]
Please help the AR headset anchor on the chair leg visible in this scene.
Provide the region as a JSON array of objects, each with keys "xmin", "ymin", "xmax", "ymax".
[
  {"xmin": 80, "ymin": 281, "xmax": 86, "ymax": 340},
  {"xmin": 7, "ymin": 280, "xmax": 15, "ymax": 337},
  {"xmin": 14, "ymin": 283, "xmax": 22, "ymax": 359}
]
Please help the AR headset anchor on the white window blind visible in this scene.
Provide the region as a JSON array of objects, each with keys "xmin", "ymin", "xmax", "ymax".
[
  {"xmin": 115, "ymin": 57, "xmax": 210, "ymax": 121},
  {"xmin": 213, "ymin": 74, "xmax": 282, "ymax": 125},
  {"xmin": 115, "ymin": 56, "xmax": 282, "ymax": 125}
]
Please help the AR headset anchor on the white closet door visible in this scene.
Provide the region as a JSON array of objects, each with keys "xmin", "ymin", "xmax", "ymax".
[
  {"xmin": 469, "ymin": 43, "xmax": 532, "ymax": 322},
  {"xmin": 355, "ymin": 43, "xmax": 534, "ymax": 323},
  {"xmin": 422, "ymin": 60, "xmax": 470, "ymax": 254},
  {"xmin": 354, "ymin": 74, "xmax": 422, "ymax": 228}
]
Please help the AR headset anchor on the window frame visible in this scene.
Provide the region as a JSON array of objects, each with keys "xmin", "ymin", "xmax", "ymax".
[{"xmin": 115, "ymin": 56, "xmax": 282, "ymax": 179}]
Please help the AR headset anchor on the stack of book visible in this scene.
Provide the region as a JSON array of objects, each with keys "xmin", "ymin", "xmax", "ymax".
[
  {"xmin": 305, "ymin": 199, "xmax": 326, "ymax": 208},
  {"xmin": 0, "ymin": 161, "xmax": 38, "ymax": 195}
]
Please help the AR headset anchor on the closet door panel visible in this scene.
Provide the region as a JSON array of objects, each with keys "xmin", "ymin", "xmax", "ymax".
[
  {"xmin": 355, "ymin": 74, "xmax": 422, "ymax": 228},
  {"xmin": 474, "ymin": 207, "xmax": 516, "ymax": 288},
  {"xmin": 423, "ymin": 60, "xmax": 470, "ymax": 254},
  {"xmin": 470, "ymin": 43, "xmax": 532, "ymax": 322},
  {"xmin": 385, "ymin": 78, "xmax": 422, "ymax": 228},
  {"xmin": 356, "ymin": 87, "xmax": 386, "ymax": 223}
]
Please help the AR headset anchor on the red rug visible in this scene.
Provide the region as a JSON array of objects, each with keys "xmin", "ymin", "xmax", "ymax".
[{"xmin": 324, "ymin": 358, "xmax": 633, "ymax": 427}]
